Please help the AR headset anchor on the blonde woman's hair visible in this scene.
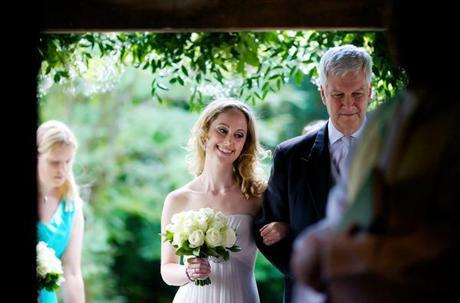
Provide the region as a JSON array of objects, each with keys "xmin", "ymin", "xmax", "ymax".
[
  {"xmin": 187, "ymin": 98, "xmax": 267, "ymax": 199},
  {"xmin": 37, "ymin": 120, "xmax": 81, "ymax": 211}
]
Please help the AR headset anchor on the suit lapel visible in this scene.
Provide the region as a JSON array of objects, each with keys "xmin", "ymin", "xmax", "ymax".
[{"xmin": 301, "ymin": 123, "xmax": 332, "ymax": 219}]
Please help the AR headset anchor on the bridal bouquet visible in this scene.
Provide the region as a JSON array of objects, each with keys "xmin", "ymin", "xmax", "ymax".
[
  {"xmin": 37, "ymin": 241, "xmax": 65, "ymax": 292},
  {"xmin": 162, "ymin": 208, "xmax": 241, "ymax": 286}
]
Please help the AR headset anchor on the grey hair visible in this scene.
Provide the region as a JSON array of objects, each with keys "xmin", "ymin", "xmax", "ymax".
[{"xmin": 318, "ymin": 44, "xmax": 373, "ymax": 88}]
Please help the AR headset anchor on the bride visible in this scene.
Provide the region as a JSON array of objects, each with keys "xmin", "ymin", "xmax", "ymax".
[{"xmin": 161, "ymin": 98, "xmax": 281, "ymax": 303}]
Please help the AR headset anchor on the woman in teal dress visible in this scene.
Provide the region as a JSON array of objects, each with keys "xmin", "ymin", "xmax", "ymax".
[{"xmin": 37, "ymin": 120, "xmax": 85, "ymax": 303}]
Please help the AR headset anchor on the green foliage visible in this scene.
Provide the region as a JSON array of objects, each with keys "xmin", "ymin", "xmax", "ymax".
[
  {"xmin": 81, "ymin": 205, "xmax": 123, "ymax": 303},
  {"xmin": 255, "ymin": 252, "xmax": 284, "ymax": 303},
  {"xmin": 163, "ymin": 230, "xmax": 173, "ymax": 242},
  {"xmin": 259, "ymin": 77, "xmax": 328, "ymax": 144},
  {"xmin": 39, "ymin": 31, "xmax": 405, "ymax": 109},
  {"xmin": 227, "ymin": 245, "xmax": 242, "ymax": 253},
  {"xmin": 38, "ymin": 273, "xmax": 61, "ymax": 292}
]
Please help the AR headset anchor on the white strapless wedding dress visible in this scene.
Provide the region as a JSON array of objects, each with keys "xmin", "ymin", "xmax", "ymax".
[{"xmin": 173, "ymin": 214, "xmax": 260, "ymax": 303}]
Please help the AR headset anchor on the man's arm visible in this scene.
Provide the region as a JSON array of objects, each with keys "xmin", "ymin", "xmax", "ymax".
[
  {"xmin": 253, "ymin": 145, "xmax": 294, "ymax": 276},
  {"xmin": 290, "ymin": 162, "xmax": 350, "ymax": 290}
]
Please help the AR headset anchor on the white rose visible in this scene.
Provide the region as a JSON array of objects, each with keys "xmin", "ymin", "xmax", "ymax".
[
  {"xmin": 36, "ymin": 241, "xmax": 65, "ymax": 286},
  {"xmin": 194, "ymin": 212, "xmax": 208, "ymax": 231},
  {"xmin": 188, "ymin": 229, "xmax": 205, "ymax": 248},
  {"xmin": 199, "ymin": 208, "xmax": 215, "ymax": 218},
  {"xmin": 210, "ymin": 212, "xmax": 227, "ymax": 230},
  {"xmin": 214, "ymin": 212, "xmax": 228, "ymax": 224},
  {"xmin": 171, "ymin": 211, "xmax": 197, "ymax": 234},
  {"xmin": 172, "ymin": 232, "xmax": 188, "ymax": 247},
  {"xmin": 182, "ymin": 218, "xmax": 196, "ymax": 234},
  {"xmin": 171, "ymin": 211, "xmax": 187, "ymax": 225},
  {"xmin": 48, "ymin": 255, "xmax": 63, "ymax": 273},
  {"xmin": 223, "ymin": 228, "xmax": 237, "ymax": 248},
  {"xmin": 37, "ymin": 242, "xmax": 63, "ymax": 274},
  {"xmin": 205, "ymin": 228, "xmax": 223, "ymax": 248},
  {"xmin": 169, "ymin": 215, "xmax": 183, "ymax": 233}
]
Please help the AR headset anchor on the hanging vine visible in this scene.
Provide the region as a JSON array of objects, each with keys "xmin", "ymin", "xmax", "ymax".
[{"xmin": 38, "ymin": 31, "xmax": 406, "ymax": 109}]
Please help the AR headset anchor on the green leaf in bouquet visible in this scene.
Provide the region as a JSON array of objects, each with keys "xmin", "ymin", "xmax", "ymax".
[
  {"xmin": 192, "ymin": 247, "xmax": 201, "ymax": 256},
  {"xmin": 215, "ymin": 246, "xmax": 227, "ymax": 255},
  {"xmin": 39, "ymin": 273, "xmax": 61, "ymax": 292},
  {"xmin": 222, "ymin": 251, "xmax": 230, "ymax": 261},
  {"xmin": 213, "ymin": 246, "xmax": 230, "ymax": 261},
  {"xmin": 176, "ymin": 245, "xmax": 193, "ymax": 256},
  {"xmin": 228, "ymin": 245, "xmax": 241, "ymax": 252},
  {"xmin": 203, "ymin": 246, "xmax": 219, "ymax": 257},
  {"xmin": 198, "ymin": 249, "xmax": 209, "ymax": 258},
  {"xmin": 161, "ymin": 230, "xmax": 174, "ymax": 242}
]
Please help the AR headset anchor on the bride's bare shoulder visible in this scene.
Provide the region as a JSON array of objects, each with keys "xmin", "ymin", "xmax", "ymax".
[
  {"xmin": 163, "ymin": 180, "xmax": 199, "ymax": 210},
  {"xmin": 165, "ymin": 186, "xmax": 190, "ymax": 204}
]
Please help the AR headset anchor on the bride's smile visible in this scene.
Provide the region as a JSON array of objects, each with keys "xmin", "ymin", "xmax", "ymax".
[
  {"xmin": 205, "ymin": 108, "xmax": 248, "ymax": 163},
  {"xmin": 216, "ymin": 144, "xmax": 234, "ymax": 155}
]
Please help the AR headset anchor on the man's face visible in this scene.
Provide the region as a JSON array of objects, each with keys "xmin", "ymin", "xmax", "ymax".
[{"xmin": 320, "ymin": 70, "xmax": 372, "ymax": 135}]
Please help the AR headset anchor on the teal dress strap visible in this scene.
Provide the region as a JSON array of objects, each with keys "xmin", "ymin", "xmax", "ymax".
[{"xmin": 37, "ymin": 199, "xmax": 76, "ymax": 303}]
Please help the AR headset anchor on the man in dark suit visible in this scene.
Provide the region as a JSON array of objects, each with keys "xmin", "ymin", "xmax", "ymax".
[{"xmin": 253, "ymin": 44, "xmax": 373, "ymax": 303}]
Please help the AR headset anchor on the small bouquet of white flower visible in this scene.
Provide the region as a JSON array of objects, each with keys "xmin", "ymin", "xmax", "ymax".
[
  {"xmin": 162, "ymin": 208, "xmax": 241, "ymax": 286},
  {"xmin": 37, "ymin": 241, "xmax": 65, "ymax": 292}
]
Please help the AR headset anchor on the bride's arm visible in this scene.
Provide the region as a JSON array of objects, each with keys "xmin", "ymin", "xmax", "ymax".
[
  {"xmin": 160, "ymin": 192, "xmax": 190, "ymax": 286},
  {"xmin": 161, "ymin": 247, "xmax": 190, "ymax": 286}
]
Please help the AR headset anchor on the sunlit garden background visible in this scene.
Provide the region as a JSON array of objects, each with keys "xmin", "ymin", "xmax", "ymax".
[{"xmin": 38, "ymin": 31, "xmax": 403, "ymax": 303}]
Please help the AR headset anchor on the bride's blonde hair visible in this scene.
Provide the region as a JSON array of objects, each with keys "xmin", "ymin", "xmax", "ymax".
[{"xmin": 187, "ymin": 98, "xmax": 267, "ymax": 199}]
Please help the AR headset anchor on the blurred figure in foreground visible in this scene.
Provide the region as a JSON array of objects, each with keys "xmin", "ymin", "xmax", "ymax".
[
  {"xmin": 291, "ymin": 1, "xmax": 460, "ymax": 303},
  {"xmin": 291, "ymin": 1, "xmax": 460, "ymax": 302}
]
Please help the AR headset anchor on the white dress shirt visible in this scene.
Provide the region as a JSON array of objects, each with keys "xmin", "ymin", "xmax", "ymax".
[{"xmin": 328, "ymin": 117, "xmax": 367, "ymax": 179}]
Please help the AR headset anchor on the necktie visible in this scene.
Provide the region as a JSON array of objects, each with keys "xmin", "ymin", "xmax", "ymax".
[{"xmin": 332, "ymin": 136, "xmax": 354, "ymax": 176}]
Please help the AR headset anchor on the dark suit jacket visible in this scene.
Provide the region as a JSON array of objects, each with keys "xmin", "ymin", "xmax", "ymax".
[{"xmin": 253, "ymin": 122, "xmax": 334, "ymax": 302}]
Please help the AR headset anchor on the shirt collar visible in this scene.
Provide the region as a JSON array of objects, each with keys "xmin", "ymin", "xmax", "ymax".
[{"xmin": 327, "ymin": 116, "xmax": 367, "ymax": 145}]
